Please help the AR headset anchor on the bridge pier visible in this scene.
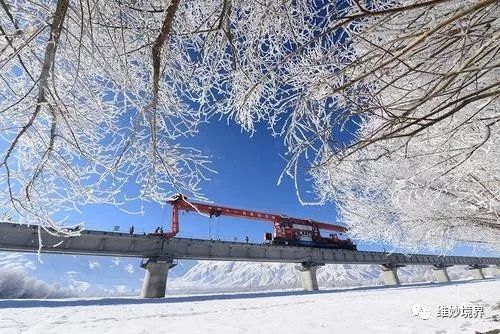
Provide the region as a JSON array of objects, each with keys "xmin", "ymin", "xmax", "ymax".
[
  {"xmin": 494, "ymin": 265, "xmax": 500, "ymax": 277},
  {"xmin": 432, "ymin": 264, "xmax": 451, "ymax": 283},
  {"xmin": 380, "ymin": 264, "xmax": 402, "ymax": 286},
  {"xmin": 140, "ymin": 257, "xmax": 177, "ymax": 298},
  {"xmin": 295, "ymin": 262, "xmax": 323, "ymax": 291},
  {"xmin": 467, "ymin": 264, "xmax": 487, "ymax": 280}
]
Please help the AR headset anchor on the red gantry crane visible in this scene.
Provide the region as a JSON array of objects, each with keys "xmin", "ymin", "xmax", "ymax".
[{"xmin": 157, "ymin": 194, "xmax": 356, "ymax": 250}]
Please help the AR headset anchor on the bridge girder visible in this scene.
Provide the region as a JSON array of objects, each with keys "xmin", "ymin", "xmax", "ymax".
[{"xmin": 0, "ymin": 223, "xmax": 499, "ymax": 267}]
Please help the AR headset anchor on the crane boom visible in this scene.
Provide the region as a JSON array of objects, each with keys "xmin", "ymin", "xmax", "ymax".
[
  {"xmin": 169, "ymin": 194, "xmax": 281, "ymax": 223},
  {"xmin": 162, "ymin": 194, "xmax": 348, "ymax": 236}
]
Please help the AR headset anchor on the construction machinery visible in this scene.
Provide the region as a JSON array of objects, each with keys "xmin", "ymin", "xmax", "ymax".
[{"xmin": 154, "ymin": 194, "xmax": 356, "ymax": 250}]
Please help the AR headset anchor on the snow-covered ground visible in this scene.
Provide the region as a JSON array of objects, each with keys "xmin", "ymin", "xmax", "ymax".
[{"xmin": 1, "ymin": 279, "xmax": 499, "ymax": 334}]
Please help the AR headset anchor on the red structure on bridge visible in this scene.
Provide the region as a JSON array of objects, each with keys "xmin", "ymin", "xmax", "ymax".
[{"xmin": 157, "ymin": 194, "xmax": 356, "ymax": 250}]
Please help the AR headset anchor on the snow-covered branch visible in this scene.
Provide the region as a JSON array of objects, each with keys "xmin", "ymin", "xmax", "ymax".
[{"xmin": 1, "ymin": 0, "xmax": 497, "ymax": 250}]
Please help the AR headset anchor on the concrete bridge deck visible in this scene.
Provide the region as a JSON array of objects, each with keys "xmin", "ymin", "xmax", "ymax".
[
  {"xmin": 0, "ymin": 222, "xmax": 498, "ymax": 297},
  {"xmin": 0, "ymin": 222, "xmax": 498, "ymax": 266}
]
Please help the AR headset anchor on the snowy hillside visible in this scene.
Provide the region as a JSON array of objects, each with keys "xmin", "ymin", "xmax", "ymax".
[
  {"xmin": 2, "ymin": 251, "xmax": 498, "ymax": 298},
  {"xmin": 168, "ymin": 261, "xmax": 495, "ymax": 293},
  {"xmin": 172, "ymin": 262, "xmax": 382, "ymax": 291}
]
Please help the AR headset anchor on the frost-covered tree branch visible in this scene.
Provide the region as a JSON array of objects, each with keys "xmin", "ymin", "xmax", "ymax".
[
  {"xmin": 306, "ymin": 0, "xmax": 500, "ymax": 251},
  {"xmin": 0, "ymin": 0, "xmax": 213, "ymax": 233},
  {"xmin": 271, "ymin": 0, "xmax": 499, "ymax": 251},
  {"xmin": 1, "ymin": 0, "xmax": 498, "ymax": 250}
]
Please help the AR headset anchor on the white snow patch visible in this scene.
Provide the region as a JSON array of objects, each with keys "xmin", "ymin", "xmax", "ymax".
[
  {"xmin": 124, "ymin": 264, "xmax": 134, "ymax": 274},
  {"xmin": 168, "ymin": 261, "xmax": 491, "ymax": 293},
  {"xmin": 88, "ymin": 261, "xmax": 100, "ymax": 270},
  {"xmin": 69, "ymin": 280, "xmax": 91, "ymax": 293},
  {"xmin": 0, "ymin": 280, "xmax": 498, "ymax": 334},
  {"xmin": 111, "ymin": 257, "xmax": 120, "ymax": 267}
]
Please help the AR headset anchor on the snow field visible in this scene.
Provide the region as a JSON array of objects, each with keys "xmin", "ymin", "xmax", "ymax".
[{"xmin": 0, "ymin": 279, "xmax": 498, "ymax": 334}]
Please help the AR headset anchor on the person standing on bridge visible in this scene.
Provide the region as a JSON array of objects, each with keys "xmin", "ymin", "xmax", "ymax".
[
  {"xmin": 129, "ymin": 226, "xmax": 134, "ymax": 235},
  {"xmin": 245, "ymin": 236, "xmax": 249, "ymax": 243}
]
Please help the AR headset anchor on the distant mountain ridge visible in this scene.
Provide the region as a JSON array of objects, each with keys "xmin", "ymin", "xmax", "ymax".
[{"xmin": 169, "ymin": 261, "xmax": 494, "ymax": 293}]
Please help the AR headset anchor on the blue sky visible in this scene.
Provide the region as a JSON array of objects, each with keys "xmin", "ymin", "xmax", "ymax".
[
  {"xmin": 4, "ymin": 118, "xmax": 349, "ymax": 296},
  {"xmin": 2, "ymin": 118, "xmax": 497, "ymax": 296},
  {"xmin": 75, "ymin": 118, "xmax": 497, "ymax": 255},
  {"xmin": 76, "ymin": 119, "xmax": 347, "ymax": 244},
  {"xmin": 1, "ymin": 1, "xmax": 497, "ymax": 299}
]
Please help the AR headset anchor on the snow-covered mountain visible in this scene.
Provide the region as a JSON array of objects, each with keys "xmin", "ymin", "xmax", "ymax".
[
  {"xmin": 169, "ymin": 261, "xmax": 494, "ymax": 293},
  {"xmin": 169, "ymin": 261, "xmax": 385, "ymax": 292},
  {"xmin": 2, "ymin": 251, "xmax": 496, "ymax": 298}
]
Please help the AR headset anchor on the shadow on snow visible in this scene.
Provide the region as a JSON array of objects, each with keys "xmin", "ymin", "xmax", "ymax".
[{"xmin": 0, "ymin": 277, "xmax": 497, "ymax": 309}]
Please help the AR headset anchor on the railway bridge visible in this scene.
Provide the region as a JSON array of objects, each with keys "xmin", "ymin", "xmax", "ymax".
[{"xmin": 0, "ymin": 222, "xmax": 499, "ymax": 298}]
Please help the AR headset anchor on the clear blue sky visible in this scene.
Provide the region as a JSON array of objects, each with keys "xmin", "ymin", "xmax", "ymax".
[
  {"xmin": 1, "ymin": 2, "xmax": 495, "ymax": 298},
  {"xmin": 77, "ymin": 119, "xmax": 345, "ymax": 244},
  {"xmin": 4, "ymin": 118, "xmax": 495, "ymax": 297},
  {"xmin": 70, "ymin": 118, "xmax": 495, "ymax": 257}
]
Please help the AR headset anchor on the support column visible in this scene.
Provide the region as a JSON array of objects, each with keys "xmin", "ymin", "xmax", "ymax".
[
  {"xmin": 295, "ymin": 262, "xmax": 323, "ymax": 291},
  {"xmin": 140, "ymin": 257, "xmax": 176, "ymax": 298},
  {"xmin": 380, "ymin": 264, "xmax": 402, "ymax": 286},
  {"xmin": 432, "ymin": 264, "xmax": 451, "ymax": 283},
  {"xmin": 467, "ymin": 264, "xmax": 486, "ymax": 280}
]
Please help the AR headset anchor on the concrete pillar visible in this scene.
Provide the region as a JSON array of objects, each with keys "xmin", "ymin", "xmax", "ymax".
[
  {"xmin": 432, "ymin": 264, "xmax": 451, "ymax": 283},
  {"xmin": 380, "ymin": 264, "xmax": 401, "ymax": 286},
  {"xmin": 295, "ymin": 262, "xmax": 323, "ymax": 291},
  {"xmin": 467, "ymin": 265, "xmax": 486, "ymax": 280},
  {"xmin": 140, "ymin": 258, "xmax": 176, "ymax": 298}
]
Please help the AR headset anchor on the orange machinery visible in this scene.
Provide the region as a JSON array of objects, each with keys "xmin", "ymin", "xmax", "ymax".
[{"xmin": 156, "ymin": 194, "xmax": 356, "ymax": 250}]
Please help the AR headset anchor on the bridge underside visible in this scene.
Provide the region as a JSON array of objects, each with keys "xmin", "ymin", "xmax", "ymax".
[
  {"xmin": 0, "ymin": 223, "xmax": 499, "ymax": 298},
  {"xmin": 1, "ymin": 223, "xmax": 498, "ymax": 267}
]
